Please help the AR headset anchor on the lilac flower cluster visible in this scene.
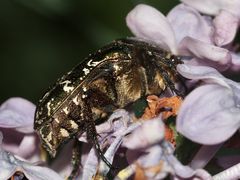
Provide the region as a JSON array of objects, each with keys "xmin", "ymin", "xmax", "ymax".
[{"xmin": 1, "ymin": 0, "xmax": 240, "ymax": 179}]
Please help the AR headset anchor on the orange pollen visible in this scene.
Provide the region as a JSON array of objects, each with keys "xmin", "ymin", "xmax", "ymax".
[
  {"xmin": 141, "ymin": 95, "xmax": 182, "ymax": 146},
  {"xmin": 141, "ymin": 95, "xmax": 182, "ymax": 120}
]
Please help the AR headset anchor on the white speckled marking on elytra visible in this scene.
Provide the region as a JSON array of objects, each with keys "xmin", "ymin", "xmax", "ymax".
[
  {"xmin": 83, "ymin": 86, "xmax": 87, "ymax": 92},
  {"xmin": 128, "ymin": 53, "xmax": 132, "ymax": 59},
  {"xmin": 63, "ymin": 107, "xmax": 69, "ymax": 114},
  {"xmin": 46, "ymin": 132, "xmax": 52, "ymax": 142},
  {"xmin": 147, "ymin": 51, "xmax": 153, "ymax": 55},
  {"xmin": 113, "ymin": 64, "xmax": 121, "ymax": 71},
  {"xmin": 42, "ymin": 92, "xmax": 50, "ymax": 100},
  {"xmin": 47, "ymin": 102, "xmax": 51, "ymax": 116},
  {"xmin": 83, "ymin": 68, "xmax": 90, "ymax": 75},
  {"xmin": 72, "ymin": 96, "xmax": 79, "ymax": 105},
  {"xmin": 67, "ymin": 70, "xmax": 72, "ymax": 75},
  {"xmin": 60, "ymin": 80, "xmax": 74, "ymax": 93},
  {"xmin": 87, "ymin": 59, "xmax": 104, "ymax": 67},
  {"xmin": 82, "ymin": 94, "xmax": 87, "ymax": 99},
  {"xmin": 54, "ymin": 118, "xmax": 60, "ymax": 123},
  {"xmin": 60, "ymin": 128, "xmax": 69, "ymax": 137},
  {"xmin": 41, "ymin": 130, "xmax": 53, "ymax": 148},
  {"xmin": 69, "ymin": 120, "xmax": 78, "ymax": 129}
]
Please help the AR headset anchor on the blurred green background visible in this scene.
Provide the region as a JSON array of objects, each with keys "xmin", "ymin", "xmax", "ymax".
[{"xmin": 0, "ymin": 0, "xmax": 178, "ymax": 103}]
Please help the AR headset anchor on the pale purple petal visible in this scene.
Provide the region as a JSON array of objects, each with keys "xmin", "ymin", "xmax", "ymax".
[
  {"xmin": 162, "ymin": 141, "xmax": 212, "ymax": 179},
  {"xmin": 213, "ymin": 10, "xmax": 239, "ymax": 46},
  {"xmin": 122, "ymin": 117, "xmax": 165, "ymax": 149},
  {"xmin": 1, "ymin": 129, "xmax": 29, "ymax": 158},
  {"xmin": 50, "ymin": 141, "xmax": 74, "ymax": 178},
  {"xmin": 126, "ymin": 4, "xmax": 178, "ymax": 54},
  {"xmin": 181, "ymin": 0, "xmax": 221, "ymax": 15},
  {"xmin": 80, "ymin": 115, "xmax": 136, "ymax": 178},
  {"xmin": 22, "ymin": 163, "xmax": 63, "ymax": 180},
  {"xmin": 0, "ymin": 132, "xmax": 17, "ymax": 179},
  {"xmin": 192, "ymin": 169, "xmax": 212, "ymax": 180},
  {"xmin": 167, "ymin": 4, "xmax": 213, "ymax": 44},
  {"xmin": 0, "ymin": 132, "xmax": 2, "ymax": 145},
  {"xmin": 98, "ymin": 120, "xmax": 141, "ymax": 175},
  {"xmin": 180, "ymin": 0, "xmax": 240, "ymax": 17},
  {"xmin": 0, "ymin": 132, "xmax": 63, "ymax": 180},
  {"xmin": 124, "ymin": 144, "xmax": 173, "ymax": 179},
  {"xmin": 230, "ymin": 53, "xmax": 240, "ymax": 72},
  {"xmin": 81, "ymin": 148, "xmax": 98, "ymax": 180},
  {"xmin": 125, "ymin": 139, "xmax": 211, "ymax": 179},
  {"xmin": 184, "ymin": 57, "xmax": 231, "ymax": 72},
  {"xmin": 179, "ymin": 37, "xmax": 231, "ymax": 65},
  {"xmin": 98, "ymin": 135, "xmax": 123, "ymax": 176},
  {"xmin": 98, "ymin": 109, "xmax": 131, "ymax": 135},
  {"xmin": 0, "ymin": 151, "xmax": 18, "ymax": 179},
  {"xmin": 178, "ymin": 63, "xmax": 240, "ymax": 114},
  {"xmin": 176, "ymin": 84, "xmax": 240, "ymax": 144},
  {"xmin": 80, "ymin": 111, "xmax": 137, "ymax": 178},
  {"xmin": 177, "ymin": 64, "xmax": 229, "ymax": 87},
  {"xmin": 136, "ymin": 145, "xmax": 171, "ymax": 179},
  {"xmin": 17, "ymin": 135, "xmax": 38, "ymax": 159},
  {"xmin": 0, "ymin": 97, "xmax": 35, "ymax": 132},
  {"xmin": 0, "ymin": 129, "xmax": 39, "ymax": 160},
  {"xmin": 78, "ymin": 109, "xmax": 131, "ymax": 143},
  {"xmin": 136, "ymin": 145, "xmax": 163, "ymax": 167}
]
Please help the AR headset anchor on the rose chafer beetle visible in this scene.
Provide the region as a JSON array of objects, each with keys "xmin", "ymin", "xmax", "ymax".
[{"xmin": 34, "ymin": 38, "xmax": 183, "ymax": 179}]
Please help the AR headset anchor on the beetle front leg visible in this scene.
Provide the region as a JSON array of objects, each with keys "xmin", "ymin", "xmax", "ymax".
[
  {"xmin": 68, "ymin": 140, "xmax": 82, "ymax": 180},
  {"xmin": 155, "ymin": 63, "xmax": 183, "ymax": 97},
  {"xmin": 80, "ymin": 94, "xmax": 116, "ymax": 171}
]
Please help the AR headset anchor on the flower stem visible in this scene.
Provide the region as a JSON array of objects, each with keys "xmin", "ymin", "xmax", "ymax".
[{"xmin": 189, "ymin": 143, "xmax": 223, "ymax": 169}]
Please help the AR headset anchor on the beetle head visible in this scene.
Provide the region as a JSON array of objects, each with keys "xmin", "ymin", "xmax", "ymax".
[{"xmin": 169, "ymin": 55, "xmax": 183, "ymax": 67}]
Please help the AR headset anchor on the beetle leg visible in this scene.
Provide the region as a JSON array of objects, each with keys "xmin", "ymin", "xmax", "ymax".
[
  {"xmin": 154, "ymin": 58, "xmax": 186, "ymax": 96},
  {"xmin": 68, "ymin": 140, "xmax": 82, "ymax": 180},
  {"xmin": 81, "ymin": 96, "xmax": 116, "ymax": 171},
  {"xmin": 86, "ymin": 118, "xmax": 114, "ymax": 169},
  {"xmin": 88, "ymin": 70, "xmax": 118, "ymax": 103},
  {"xmin": 155, "ymin": 63, "xmax": 183, "ymax": 97}
]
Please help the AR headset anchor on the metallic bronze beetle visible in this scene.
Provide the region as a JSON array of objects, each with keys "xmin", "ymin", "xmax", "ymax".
[{"xmin": 34, "ymin": 38, "xmax": 183, "ymax": 178}]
